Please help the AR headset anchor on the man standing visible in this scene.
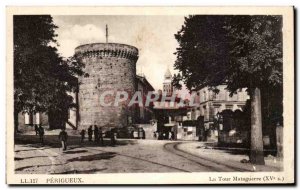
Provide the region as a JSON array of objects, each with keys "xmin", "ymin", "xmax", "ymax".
[
  {"xmin": 99, "ymin": 127, "xmax": 104, "ymax": 145},
  {"xmin": 34, "ymin": 124, "xmax": 39, "ymax": 136},
  {"xmin": 110, "ymin": 128, "xmax": 116, "ymax": 146},
  {"xmin": 153, "ymin": 132, "xmax": 157, "ymax": 139},
  {"xmin": 169, "ymin": 131, "xmax": 172, "ymax": 140},
  {"xmin": 38, "ymin": 125, "xmax": 44, "ymax": 144},
  {"xmin": 94, "ymin": 125, "xmax": 99, "ymax": 142},
  {"xmin": 58, "ymin": 128, "xmax": 68, "ymax": 151},
  {"xmin": 80, "ymin": 129, "xmax": 86, "ymax": 143},
  {"xmin": 171, "ymin": 131, "xmax": 175, "ymax": 141},
  {"xmin": 88, "ymin": 125, "xmax": 93, "ymax": 142}
]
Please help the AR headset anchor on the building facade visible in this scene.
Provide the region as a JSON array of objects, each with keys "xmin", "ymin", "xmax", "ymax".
[
  {"xmin": 17, "ymin": 112, "xmax": 49, "ymax": 129},
  {"xmin": 136, "ymin": 75, "xmax": 155, "ymax": 123},
  {"xmin": 191, "ymin": 85, "xmax": 249, "ymax": 129}
]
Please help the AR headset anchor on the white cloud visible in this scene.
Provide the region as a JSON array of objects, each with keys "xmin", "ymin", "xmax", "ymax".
[
  {"xmin": 52, "ymin": 16, "xmax": 188, "ymax": 93},
  {"xmin": 137, "ymin": 49, "xmax": 166, "ymax": 90},
  {"xmin": 56, "ymin": 39, "xmax": 78, "ymax": 57},
  {"xmin": 55, "ymin": 24, "xmax": 115, "ymax": 57}
]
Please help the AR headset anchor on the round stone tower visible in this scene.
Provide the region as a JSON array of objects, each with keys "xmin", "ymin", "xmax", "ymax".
[{"xmin": 75, "ymin": 43, "xmax": 139, "ymax": 130}]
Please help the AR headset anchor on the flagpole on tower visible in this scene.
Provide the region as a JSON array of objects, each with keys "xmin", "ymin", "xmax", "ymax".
[{"xmin": 106, "ymin": 24, "xmax": 108, "ymax": 43}]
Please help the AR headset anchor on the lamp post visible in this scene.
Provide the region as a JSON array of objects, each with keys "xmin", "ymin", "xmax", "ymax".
[{"xmin": 216, "ymin": 111, "xmax": 223, "ymax": 144}]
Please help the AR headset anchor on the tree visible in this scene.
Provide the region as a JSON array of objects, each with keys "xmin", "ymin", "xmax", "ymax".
[
  {"xmin": 14, "ymin": 16, "xmax": 84, "ymax": 132},
  {"xmin": 174, "ymin": 15, "xmax": 283, "ymax": 165}
]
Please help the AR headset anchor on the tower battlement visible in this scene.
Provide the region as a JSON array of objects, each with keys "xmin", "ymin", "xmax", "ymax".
[{"xmin": 75, "ymin": 43, "xmax": 138, "ymax": 61}]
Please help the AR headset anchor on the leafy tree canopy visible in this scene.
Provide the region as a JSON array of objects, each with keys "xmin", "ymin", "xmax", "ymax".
[
  {"xmin": 173, "ymin": 15, "xmax": 283, "ymax": 94},
  {"xmin": 14, "ymin": 15, "xmax": 85, "ymax": 115}
]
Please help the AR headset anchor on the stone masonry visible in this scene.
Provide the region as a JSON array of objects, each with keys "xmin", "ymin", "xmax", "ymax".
[{"xmin": 75, "ymin": 43, "xmax": 139, "ymax": 130}]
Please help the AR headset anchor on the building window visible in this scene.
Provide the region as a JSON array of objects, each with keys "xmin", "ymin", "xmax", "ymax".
[
  {"xmin": 232, "ymin": 94, "xmax": 238, "ymax": 101},
  {"xmin": 227, "ymin": 92, "xmax": 231, "ymax": 100},
  {"xmin": 25, "ymin": 113, "xmax": 33, "ymax": 125},
  {"xmin": 238, "ymin": 91, "xmax": 245, "ymax": 101},
  {"xmin": 211, "ymin": 92, "xmax": 217, "ymax": 100},
  {"xmin": 24, "ymin": 113, "xmax": 30, "ymax": 125},
  {"xmin": 226, "ymin": 104, "xmax": 233, "ymax": 110},
  {"xmin": 218, "ymin": 91, "xmax": 224, "ymax": 100},
  {"xmin": 214, "ymin": 91, "xmax": 219, "ymax": 100},
  {"xmin": 36, "ymin": 113, "xmax": 40, "ymax": 125}
]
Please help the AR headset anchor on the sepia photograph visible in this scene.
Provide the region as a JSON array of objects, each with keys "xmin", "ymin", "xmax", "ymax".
[{"xmin": 6, "ymin": 6, "xmax": 294, "ymax": 184}]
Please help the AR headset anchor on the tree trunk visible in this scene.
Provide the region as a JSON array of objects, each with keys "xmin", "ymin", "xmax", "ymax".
[
  {"xmin": 14, "ymin": 110, "xmax": 19, "ymax": 134},
  {"xmin": 250, "ymin": 87, "xmax": 265, "ymax": 165}
]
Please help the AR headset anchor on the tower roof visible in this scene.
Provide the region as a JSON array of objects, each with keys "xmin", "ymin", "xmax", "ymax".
[{"xmin": 164, "ymin": 67, "xmax": 172, "ymax": 79}]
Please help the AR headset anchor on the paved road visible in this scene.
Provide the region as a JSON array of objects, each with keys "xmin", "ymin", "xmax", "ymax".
[
  {"xmin": 163, "ymin": 142, "xmax": 248, "ymax": 172},
  {"xmin": 15, "ymin": 135, "xmax": 244, "ymax": 174}
]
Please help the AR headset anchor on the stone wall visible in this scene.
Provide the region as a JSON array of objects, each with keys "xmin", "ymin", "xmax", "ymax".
[{"xmin": 75, "ymin": 43, "xmax": 139, "ymax": 130}]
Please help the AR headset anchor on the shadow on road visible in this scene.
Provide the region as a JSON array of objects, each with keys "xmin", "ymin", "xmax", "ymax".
[
  {"xmin": 15, "ymin": 147, "xmax": 53, "ymax": 152},
  {"xmin": 196, "ymin": 142, "xmax": 276, "ymax": 156},
  {"xmin": 67, "ymin": 152, "xmax": 116, "ymax": 162},
  {"xmin": 14, "ymin": 155, "xmax": 53, "ymax": 161},
  {"xmin": 15, "ymin": 134, "xmax": 138, "ymax": 150},
  {"xmin": 15, "ymin": 163, "xmax": 63, "ymax": 172},
  {"xmin": 63, "ymin": 150, "xmax": 88, "ymax": 154}
]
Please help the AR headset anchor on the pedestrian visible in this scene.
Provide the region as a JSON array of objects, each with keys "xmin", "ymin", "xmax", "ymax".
[
  {"xmin": 80, "ymin": 129, "xmax": 86, "ymax": 143},
  {"xmin": 98, "ymin": 127, "xmax": 104, "ymax": 144},
  {"xmin": 58, "ymin": 128, "xmax": 68, "ymax": 151},
  {"xmin": 171, "ymin": 131, "xmax": 175, "ymax": 140},
  {"xmin": 204, "ymin": 129, "xmax": 208, "ymax": 141},
  {"xmin": 94, "ymin": 125, "xmax": 99, "ymax": 142},
  {"xmin": 34, "ymin": 124, "xmax": 39, "ymax": 136},
  {"xmin": 99, "ymin": 127, "xmax": 104, "ymax": 145},
  {"xmin": 131, "ymin": 130, "xmax": 134, "ymax": 139},
  {"xmin": 38, "ymin": 125, "xmax": 44, "ymax": 144},
  {"xmin": 110, "ymin": 128, "xmax": 116, "ymax": 146},
  {"xmin": 169, "ymin": 131, "xmax": 172, "ymax": 140},
  {"xmin": 158, "ymin": 132, "xmax": 162, "ymax": 140},
  {"xmin": 88, "ymin": 125, "xmax": 93, "ymax": 142},
  {"xmin": 153, "ymin": 132, "xmax": 157, "ymax": 139},
  {"xmin": 142, "ymin": 128, "xmax": 146, "ymax": 139}
]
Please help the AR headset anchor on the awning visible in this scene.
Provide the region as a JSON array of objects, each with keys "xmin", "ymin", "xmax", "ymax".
[{"xmin": 164, "ymin": 123, "xmax": 175, "ymax": 127}]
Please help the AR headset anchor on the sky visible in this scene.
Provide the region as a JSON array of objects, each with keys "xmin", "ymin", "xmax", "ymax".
[{"xmin": 52, "ymin": 15, "xmax": 188, "ymax": 92}]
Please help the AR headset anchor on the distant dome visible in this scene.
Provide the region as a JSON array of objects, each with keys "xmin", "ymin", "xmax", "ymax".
[{"xmin": 164, "ymin": 68, "xmax": 172, "ymax": 79}]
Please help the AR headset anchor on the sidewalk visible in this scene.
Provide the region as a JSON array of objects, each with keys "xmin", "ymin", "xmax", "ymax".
[
  {"xmin": 17, "ymin": 128, "xmax": 79, "ymax": 136},
  {"xmin": 176, "ymin": 142, "xmax": 283, "ymax": 172}
]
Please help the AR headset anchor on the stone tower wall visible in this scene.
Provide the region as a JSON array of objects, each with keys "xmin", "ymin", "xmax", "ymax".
[{"xmin": 75, "ymin": 43, "xmax": 139, "ymax": 130}]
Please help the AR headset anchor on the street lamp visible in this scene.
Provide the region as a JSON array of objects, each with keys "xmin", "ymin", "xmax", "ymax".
[{"xmin": 216, "ymin": 111, "xmax": 223, "ymax": 145}]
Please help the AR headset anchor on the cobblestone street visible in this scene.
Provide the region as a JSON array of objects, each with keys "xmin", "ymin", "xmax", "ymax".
[{"xmin": 14, "ymin": 133, "xmax": 282, "ymax": 174}]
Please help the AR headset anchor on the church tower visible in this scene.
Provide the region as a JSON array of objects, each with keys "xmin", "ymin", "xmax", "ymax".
[{"xmin": 163, "ymin": 67, "xmax": 173, "ymax": 96}]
